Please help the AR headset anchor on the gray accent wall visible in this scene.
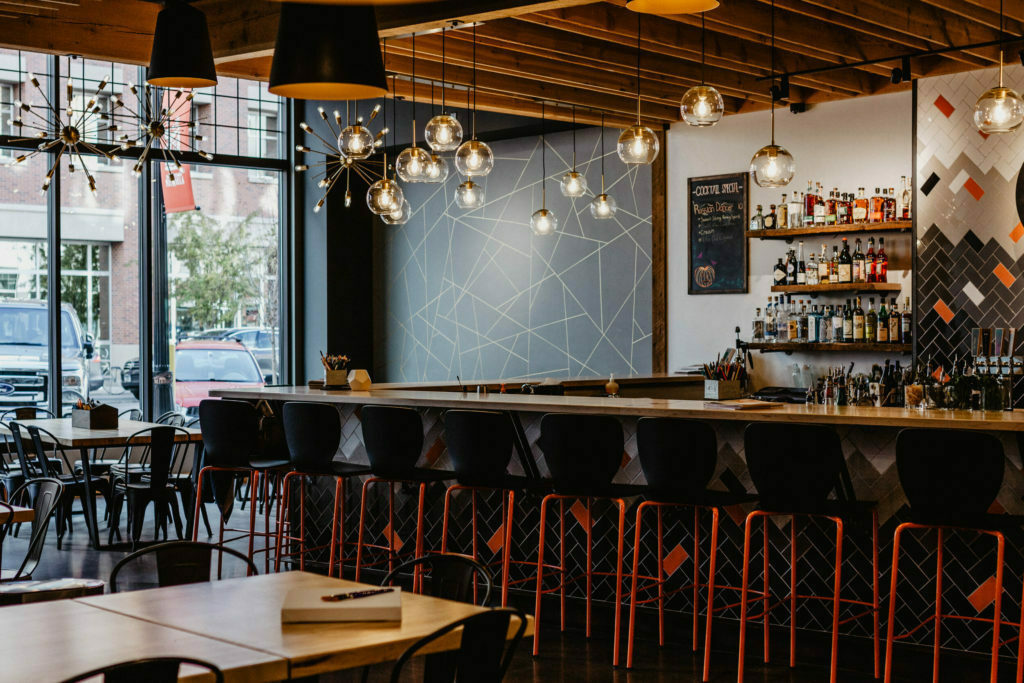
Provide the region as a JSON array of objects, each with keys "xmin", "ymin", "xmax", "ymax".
[{"xmin": 375, "ymin": 126, "xmax": 653, "ymax": 383}]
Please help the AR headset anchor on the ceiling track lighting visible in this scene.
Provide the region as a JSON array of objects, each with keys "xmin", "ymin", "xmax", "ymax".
[
  {"xmin": 530, "ymin": 101, "xmax": 557, "ymax": 236},
  {"xmin": 974, "ymin": 0, "xmax": 1024, "ymax": 134},
  {"xmin": 617, "ymin": 13, "xmax": 659, "ymax": 165},
  {"xmin": 749, "ymin": 0, "xmax": 795, "ymax": 188},
  {"xmin": 625, "ymin": 0, "xmax": 719, "ymax": 13},
  {"xmin": 269, "ymin": 3, "xmax": 388, "ymax": 100},
  {"xmin": 589, "ymin": 112, "xmax": 618, "ymax": 220},
  {"xmin": 455, "ymin": 24, "xmax": 495, "ymax": 177},
  {"xmin": 680, "ymin": 12, "xmax": 724, "ymax": 127},
  {"xmin": 560, "ymin": 105, "xmax": 588, "ymax": 198},
  {"xmin": 147, "ymin": 0, "xmax": 217, "ymax": 88}
]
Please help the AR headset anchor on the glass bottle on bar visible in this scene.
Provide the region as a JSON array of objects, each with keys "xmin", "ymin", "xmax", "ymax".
[
  {"xmin": 852, "ymin": 238, "xmax": 866, "ymax": 283},
  {"xmin": 853, "ymin": 296, "xmax": 866, "ymax": 342},
  {"xmin": 866, "ymin": 237, "xmax": 877, "ymax": 283},
  {"xmin": 752, "ymin": 307, "xmax": 764, "ymax": 342},
  {"xmin": 787, "ymin": 296, "xmax": 799, "ymax": 342},
  {"xmin": 888, "ymin": 297, "xmax": 900, "ymax": 343},
  {"xmin": 877, "ymin": 238, "xmax": 888, "ymax": 282},
  {"xmin": 796, "ymin": 242, "xmax": 806, "ymax": 285},
  {"xmin": 853, "ymin": 187, "xmax": 869, "ymax": 223},
  {"xmin": 901, "ymin": 296, "xmax": 912, "ymax": 345},
  {"xmin": 877, "ymin": 299, "xmax": 889, "ymax": 343},
  {"xmin": 796, "ymin": 302, "xmax": 808, "ymax": 342},
  {"xmin": 779, "ymin": 194, "xmax": 788, "ymax": 229},
  {"xmin": 785, "ymin": 248, "xmax": 797, "ymax": 285},
  {"xmin": 814, "ymin": 185, "xmax": 826, "ymax": 225},
  {"xmin": 825, "ymin": 191, "xmax": 837, "ymax": 225},
  {"xmin": 831, "ymin": 244, "xmax": 840, "ymax": 282},
  {"xmin": 777, "ymin": 297, "xmax": 789, "ymax": 343},
  {"xmin": 838, "ymin": 238, "xmax": 853, "ymax": 283},
  {"xmin": 820, "ymin": 305, "xmax": 832, "ymax": 342},
  {"xmin": 806, "ymin": 249, "xmax": 819, "ymax": 285},
  {"xmin": 818, "ymin": 243, "xmax": 830, "ymax": 284},
  {"xmin": 900, "ymin": 176, "xmax": 912, "ymax": 220},
  {"xmin": 807, "ymin": 305, "xmax": 819, "ymax": 343},
  {"xmin": 884, "ymin": 187, "xmax": 897, "ymax": 222},
  {"xmin": 837, "ymin": 191, "xmax": 850, "ymax": 225},
  {"xmin": 773, "ymin": 256, "xmax": 787, "ymax": 286},
  {"xmin": 803, "ymin": 180, "xmax": 816, "ymax": 226},
  {"xmin": 843, "ymin": 299, "xmax": 854, "ymax": 342},
  {"xmin": 869, "ymin": 187, "xmax": 884, "ymax": 223},
  {"xmin": 764, "ymin": 204, "xmax": 777, "ymax": 230},
  {"xmin": 866, "ymin": 297, "xmax": 877, "ymax": 343},
  {"xmin": 788, "ymin": 191, "xmax": 803, "ymax": 228},
  {"xmin": 829, "ymin": 304, "xmax": 841, "ymax": 343},
  {"xmin": 750, "ymin": 204, "xmax": 764, "ymax": 231},
  {"xmin": 765, "ymin": 297, "xmax": 776, "ymax": 343}
]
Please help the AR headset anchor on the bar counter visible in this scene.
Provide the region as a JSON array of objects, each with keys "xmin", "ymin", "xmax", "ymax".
[{"xmin": 210, "ymin": 384, "xmax": 1024, "ymax": 432}]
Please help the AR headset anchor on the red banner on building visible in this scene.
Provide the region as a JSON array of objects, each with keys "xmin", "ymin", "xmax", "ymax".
[{"xmin": 160, "ymin": 90, "xmax": 196, "ymax": 213}]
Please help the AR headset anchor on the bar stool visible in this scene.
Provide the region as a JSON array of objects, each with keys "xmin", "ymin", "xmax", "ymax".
[
  {"xmin": 354, "ymin": 405, "xmax": 455, "ymax": 581},
  {"xmin": 191, "ymin": 399, "xmax": 264, "ymax": 570},
  {"xmin": 275, "ymin": 402, "xmax": 370, "ymax": 575},
  {"xmin": 626, "ymin": 418, "xmax": 757, "ymax": 681},
  {"xmin": 737, "ymin": 423, "xmax": 879, "ymax": 683},
  {"xmin": 532, "ymin": 413, "xmax": 644, "ymax": 667},
  {"xmin": 439, "ymin": 409, "xmax": 550, "ymax": 607},
  {"xmin": 884, "ymin": 429, "xmax": 1007, "ymax": 683}
]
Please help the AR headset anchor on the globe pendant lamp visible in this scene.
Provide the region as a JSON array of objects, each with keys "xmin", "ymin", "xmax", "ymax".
[
  {"xmin": 749, "ymin": 0, "xmax": 795, "ymax": 188},
  {"xmin": 425, "ymin": 152, "xmax": 448, "ymax": 183},
  {"xmin": 425, "ymin": 28, "xmax": 464, "ymax": 152},
  {"xmin": 455, "ymin": 179, "xmax": 485, "ymax": 209},
  {"xmin": 455, "ymin": 25, "xmax": 494, "ymax": 177},
  {"xmin": 626, "ymin": 0, "xmax": 719, "ymax": 13},
  {"xmin": 680, "ymin": 13, "xmax": 724, "ymax": 127},
  {"xmin": 531, "ymin": 103, "xmax": 558, "ymax": 236},
  {"xmin": 269, "ymin": 3, "xmax": 388, "ymax": 100},
  {"xmin": 974, "ymin": 0, "xmax": 1024, "ymax": 134},
  {"xmin": 560, "ymin": 106, "xmax": 588, "ymax": 198},
  {"xmin": 381, "ymin": 198, "xmax": 411, "ymax": 225},
  {"xmin": 396, "ymin": 35, "xmax": 431, "ymax": 182},
  {"xmin": 338, "ymin": 102, "xmax": 380, "ymax": 160},
  {"xmin": 618, "ymin": 14, "xmax": 659, "ymax": 165},
  {"xmin": 368, "ymin": 75, "xmax": 405, "ymax": 215},
  {"xmin": 590, "ymin": 113, "xmax": 618, "ymax": 220},
  {"xmin": 147, "ymin": 0, "xmax": 218, "ymax": 88}
]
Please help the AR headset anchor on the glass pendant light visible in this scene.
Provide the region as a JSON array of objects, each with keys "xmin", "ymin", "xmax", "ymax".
[
  {"xmin": 974, "ymin": 0, "xmax": 1024, "ymax": 134},
  {"xmin": 455, "ymin": 25, "xmax": 495, "ymax": 177},
  {"xmin": 396, "ymin": 35, "xmax": 431, "ymax": 183},
  {"xmin": 618, "ymin": 14, "xmax": 659, "ymax": 165},
  {"xmin": 626, "ymin": 0, "xmax": 719, "ymax": 13},
  {"xmin": 381, "ymin": 198, "xmax": 411, "ymax": 225},
  {"xmin": 425, "ymin": 28, "xmax": 464, "ymax": 152},
  {"xmin": 531, "ymin": 102, "xmax": 558, "ymax": 236},
  {"xmin": 425, "ymin": 152, "xmax": 449, "ymax": 183},
  {"xmin": 749, "ymin": 0, "xmax": 795, "ymax": 188},
  {"xmin": 560, "ymin": 106, "xmax": 588, "ymax": 198},
  {"xmin": 147, "ymin": 0, "xmax": 217, "ymax": 88},
  {"xmin": 368, "ymin": 75, "xmax": 406, "ymax": 215},
  {"xmin": 590, "ymin": 113, "xmax": 618, "ymax": 220},
  {"xmin": 455, "ymin": 179, "xmax": 485, "ymax": 209},
  {"xmin": 680, "ymin": 13, "xmax": 724, "ymax": 127},
  {"xmin": 337, "ymin": 102, "xmax": 380, "ymax": 160}
]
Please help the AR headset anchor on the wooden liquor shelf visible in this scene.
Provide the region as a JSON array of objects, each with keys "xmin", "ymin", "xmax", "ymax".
[
  {"xmin": 745, "ymin": 221, "xmax": 911, "ymax": 240},
  {"xmin": 770, "ymin": 282, "xmax": 902, "ymax": 294},
  {"xmin": 748, "ymin": 342, "xmax": 912, "ymax": 354}
]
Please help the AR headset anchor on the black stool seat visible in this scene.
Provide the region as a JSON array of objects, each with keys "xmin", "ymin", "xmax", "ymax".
[
  {"xmin": 292, "ymin": 460, "xmax": 371, "ymax": 477},
  {"xmin": 645, "ymin": 488, "xmax": 757, "ymax": 507},
  {"xmin": 555, "ymin": 481, "xmax": 646, "ymax": 498},
  {"xmin": 249, "ymin": 458, "xmax": 291, "ymax": 470}
]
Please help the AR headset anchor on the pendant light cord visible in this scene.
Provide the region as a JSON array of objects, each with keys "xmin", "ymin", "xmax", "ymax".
[
  {"xmin": 411, "ymin": 34, "xmax": 416, "ymax": 144},
  {"xmin": 541, "ymin": 100, "xmax": 546, "ymax": 208},
  {"xmin": 441, "ymin": 27, "xmax": 447, "ymax": 114},
  {"xmin": 999, "ymin": 0, "xmax": 1005, "ymax": 86},
  {"xmin": 701, "ymin": 13, "xmax": 706, "ymax": 86},
  {"xmin": 600, "ymin": 112, "xmax": 606, "ymax": 193},
  {"xmin": 571, "ymin": 105, "xmax": 576, "ymax": 171},
  {"xmin": 770, "ymin": 0, "xmax": 776, "ymax": 146},
  {"xmin": 636, "ymin": 12, "xmax": 641, "ymax": 125},
  {"xmin": 472, "ymin": 23, "xmax": 478, "ymax": 139}
]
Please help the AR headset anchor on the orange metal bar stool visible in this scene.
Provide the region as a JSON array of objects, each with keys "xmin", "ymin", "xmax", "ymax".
[
  {"xmin": 354, "ymin": 405, "xmax": 455, "ymax": 582},
  {"xmin": 737, "ymin": 422, "xmax": 880, "ymax": 683},
  {"xmin": 884, "ymin": 428, "xmax": 1010, "ymax": 683},
  {"xmin": 273, "ymin": 402, "xmax": 370, "ymax": 575},
  {"xmin": 626, "ymin": 418, "xmax": 757, "ymax": 681},
  {"xmin": 532, "ymin": 413, "xmax": 644, "ymax": 668},
  {"xmin": 439, "ymin": 409, "xmax": 551, "ymax": 607}
]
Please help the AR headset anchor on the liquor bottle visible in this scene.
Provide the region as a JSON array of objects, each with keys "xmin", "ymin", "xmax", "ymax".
[
  {"xmin": 877, "ymin": 238, "xmax": 888, "ymax": 283},
  {"xmin": 797, "ymin": 303, "xmax": 808, "ymax": 342},
  {"xmin": 853, "ymin": 187, "xmax": 869, "ymax": 223},
  {"xmin": 838, "ymin": 238, "xmax": 853, "ymax": 283},
  {"xmin": 866, "ymin": 297, "xmax": 877, "ymax": 343},
  {"xmin": 796, "ymin": 241, "xmax": 806, "ymax": 285},
  {"xmin": 776, "ymin": 297, "xmax": 788, "ymax": 342},
  {"xmin": 764, "ymin": 204, "xmax": 777, "ymax": 230},
  {"xmin": 818, "ymin": 243, "xmax": 830, "ymax": 284},
  {"xmin": 853, "ymin": 297, "xmax": 866, "ymax": 342},
  {"xmin": 803, "ymin": 181, "xmax": 816, "ymax": 226},
  {"xmin": 843, "ymin": 192, "xmax": 854, "ymax": 224},
  {"xmin": 843, "ymin": 300, "xmax": 854, "ymax": 342},
  {"xmin": 900, "ymin": 176, "xmax": 912, "ymax": 220},
  {"xmin": 896, "ymin": 177, "xmax": 906, "ymax": 219},
  {"xmin": 831, "ymin": 245, "xmax": 840, "ymax": 281},
  {"xmin": 866, "ymin": 237, "xmax": 877, "ymax": 283},
  {"xmin": 885, "ymin": 187, "xmax": 897, "ymax": 222},
  {"xmin": 869, "ymin": 187, "xmax": 884, "ymax": 223},
  {"xmin": 752, "ymin": 307, "xmax": 764, "ymax": 341},
  {"xmin": 779, "ymin": 194, "xmax": 788, "ymax": 228},
  {"xmin": 750, "ymin": 205, "xmax": 764, "ymax": 231},
  {"xmin": 814, "ymin": 188, "xmax": 826, "ymax": 225},
  {"xmin": 788, "ymin": 192, "xmax": 803, "ymax": 228},
  {"xmin": 820, "ymin": 305, "xmax": 832, "ymax": 342},
  {"xmin": 806, "ymin": 251, "xmax": 819, "ymax": 285},
  {"xmin": 900, "ymin": 296, "xmax": 912, "ymax": 345},
  {"xmin": 786, "ymin": 248, "xmax": 797, "ymax": 285},
  {"xmin": 830, "ymin": 305, "xmax": 842, "ymax": 343},
  {"xmin": 773, "ymin": 257, "xmax": 787, "ymax": 285},
  {"xmin": 888, "ymin": 298, "xmax": 900, "ymax": 343},
  {"xmin": 836, "ymin": 192, "xmax": 849, "ymax": 225},
  {"xmin": 825, "ymin": 191, "xmax": 837, "ymax": 225},
  {"xmin": 852, "ymin": 238, "xmax": 865, "ymax": 283},
  {"xmin": 877, "ymin": 300, "xmax": 889, "ymax": 343},
  {"xmin": 808, "ymin": 305, "xmax": 819, "ymax": 343},
  {"xmin": 787, "ymin": 296, "xmax": 799, "ymax": 342},
  {"xmin": 765, "ymin": 297, "xmax": 776, "ymax": 342}
]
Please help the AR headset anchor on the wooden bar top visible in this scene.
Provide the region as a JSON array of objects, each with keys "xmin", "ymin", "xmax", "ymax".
[
  {"xmin": 210, "ymin": 385, "xmax": 1024, "ymax": 432},
  {"xmin": 363, "ymin": 372, "xmax": 703, "ymax": 391}
]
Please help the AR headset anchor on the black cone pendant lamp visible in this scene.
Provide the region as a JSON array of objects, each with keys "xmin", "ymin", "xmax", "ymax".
[
  {"xmin": 269, "ymin": 3, "xmax": 388, "ymax": 100},
  {"xmin": 147, "ymin": 0, "xmax": 218, "ymax": 88}
]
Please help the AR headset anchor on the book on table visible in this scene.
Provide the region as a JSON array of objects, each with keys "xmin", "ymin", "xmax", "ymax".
[{"xmin": 281, "ymin": 587, "xmax": 402, "ymax": 623}]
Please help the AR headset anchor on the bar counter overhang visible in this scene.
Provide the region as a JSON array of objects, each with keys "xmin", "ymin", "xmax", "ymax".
[{"xmin": 210, "ymin": 382, "xmax": 1024, "ymax": 662}]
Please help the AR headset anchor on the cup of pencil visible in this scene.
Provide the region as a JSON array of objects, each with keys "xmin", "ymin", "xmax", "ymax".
[
  {"xmin": 702, "ymin": 357, "xmax": 747, "ymax": 400},
  {"xmin": 321, "ymin": 352, "xmax": 351, "ymax": 388}
]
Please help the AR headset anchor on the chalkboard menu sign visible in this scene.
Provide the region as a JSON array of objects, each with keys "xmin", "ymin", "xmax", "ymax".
[{"xmin": 688, "ymin": 172, "xmax": 749, "ymax": 294}]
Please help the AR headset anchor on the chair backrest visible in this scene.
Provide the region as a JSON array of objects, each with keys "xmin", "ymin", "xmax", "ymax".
[
  {"xmin": 198, "ymin": 399, "xmax": 258, "ymax": 469},
  {"xmin": 637, "ymin": 418, "xmax": 717, "ymax": 496},
  {"xmin": 360, "ymin": 405, "xmax": 423, "ymax": 478},
  {"xmin": 8, "ymin": 477, "xmax": 63, "ymax": 580},
  {"xmin": 60, "ymin": 657, "xmax": 224, "ymax": 683},
  {"xmin": 895, "ymin": 428, "xmax": 1004, "ymax": 524},
  {"xmin": 1, "ymin": 407, "xmax": 56, "ymax": 421},
  {"xmin": 537, "ymin": 413, "xmax": 624, "ymax": 494},
  {"xmin": 743, "ymin": 423, "xmax": 845, "ymax": 512},
  {"xmin": 5, "ymin": 422, "xmax": 37, "ymax": 478},
  {"xmin": 283, "ymin": 402, "xmax": 340, "ymax": 470},
  {"xmin": 0, "ymin": 501, "xmax": 13, "ymax": 562},
  {"xmin": 155, "ymin": 411, "xmax": 186, "ymax": 427},
  {"xmin": 108, "ymin": 540, "xmax": 258, "ymax": 593},
  {"xmin": 389, "ymin": 607, "xmax": 527, "ymax": 683},
  {"xmin": 25, "ymin": 426, "xmax": 74, "ymax": 480},
  {"xmin": 118, "ymin": 409, "xmax": 143, "ymax": 421},
  {"xmin": 125, "ymin": 427, "xmax": 192, "ymax": 492},
  {"xmin": 381, "ymin": 553, "xmax": 494, "ymax": 606},
  {"xmin": 444, "ymin": 410, "xmax": 514, "ymax": 486}
]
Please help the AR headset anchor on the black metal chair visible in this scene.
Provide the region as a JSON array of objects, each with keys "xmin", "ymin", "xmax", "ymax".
[
  {"xmin": 355, "ymin": 406, "xmax": 455, "ymax": 583},
  {"xmin": 2, "ymin": 478, "xmax": 63, "ymax": 581},
  {"xmin": 107, "ymin": 426, "xmax": 191, "ymax": 548},
  {"xmin": 108, "ymin": 540, "xmax": 258, "ymax": 593},
  {"xmin": 170, "ymin": 416, "xmax": 211, "ymax": 539},
  {"xmin": 389, "ymin": 607, "xmax": 527, "ymax": 683},
  {"xmin": 884, "ymin": 429, "xmax": 1009, "ymax": 683},
  {"xmin": 382, "ymin": 553, "xmax": 495, "ymax": 607},
  {"xmin": 275, "ymin": 402, "xmax": 369, "ymax": 575},
  {"xmin": 626, "ymin": 418, "xmax": 757, "ymax": 679},
  {"xmin": 0, "ymin": 408, "xmax": 58, "ymax": 499},
  {"xmin": 738, "ymin": 423, "xmax": 880, "ymax": 683},
  {"xmin": 60, "ymin": 656, "xmax": 224, "ymax": 683},
  {"xmin": 104, "ymin": 410, "xmax": 186, "ymax": 484},
  {"xmin": 0, "ymin": 501, "xmax": 13, "ymax": 575}
]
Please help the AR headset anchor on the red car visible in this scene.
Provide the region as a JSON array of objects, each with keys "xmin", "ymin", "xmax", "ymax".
[{"xmin": 173, "ymin": 340, "xmax": 265, "ymax": 414}]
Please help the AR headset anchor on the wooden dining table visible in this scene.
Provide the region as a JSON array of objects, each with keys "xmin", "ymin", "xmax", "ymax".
[
  {"xmin": 15, "ymin": 418, "xmax": 203, "ymax": 549},
  {"xmin": 4, "ymin": 503, "xmax": 33, "ymax": 523},
  {"xmin": 75, "ymin": 570, "xmax": 534, "ymax": 679}
]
